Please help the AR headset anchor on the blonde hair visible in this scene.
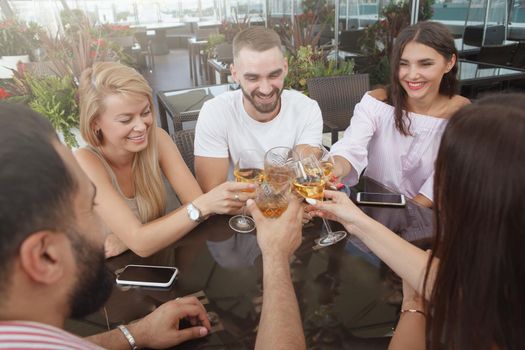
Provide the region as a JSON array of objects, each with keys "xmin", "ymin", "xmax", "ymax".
[{"xmin": 79, "ymin": 62, "xmax": 165, "ymax": 223}]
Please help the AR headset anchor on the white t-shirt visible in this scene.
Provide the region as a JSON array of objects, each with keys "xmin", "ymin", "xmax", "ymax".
[{"xmin": 194, "ymin": 89, "xmax": 323, "ymax": 180}]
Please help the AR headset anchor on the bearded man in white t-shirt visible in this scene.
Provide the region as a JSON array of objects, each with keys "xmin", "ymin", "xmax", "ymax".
[{"xmin": 194, "ymin": 26, "xmax": 323, "ymax": 192}]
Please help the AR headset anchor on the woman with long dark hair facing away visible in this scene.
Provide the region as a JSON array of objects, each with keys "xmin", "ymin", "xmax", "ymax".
[
  {"xmin": 75, "ymin": 62, "xmax": 254, "ymax": 258},
  {"xmin": 309, "ymin": 93, "xmax": 525, "ymax": 349},
  {"xmin": 331, "ymin": 21, "xmax": 470, "ymax": 208}
]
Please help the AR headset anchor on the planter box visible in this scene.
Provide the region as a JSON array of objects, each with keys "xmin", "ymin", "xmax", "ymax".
[{"xmin": 0, "ymin": 55, "xmax": 30, "ymax": 79}]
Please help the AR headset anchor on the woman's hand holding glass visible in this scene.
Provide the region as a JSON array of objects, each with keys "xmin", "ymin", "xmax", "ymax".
[
  {"xmin": 194, "ymin": 181, "xmax": 256, "ymax": 217},
  {"xmin": 292, "ymin": 149, "xmax": 347, "ymax": 246},
  {"xmin": 306, "ymin": 190, "xmax": 371, "ymax": 239}
]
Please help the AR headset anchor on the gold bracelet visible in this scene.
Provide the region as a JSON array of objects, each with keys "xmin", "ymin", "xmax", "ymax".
[{"xmin": 401, "ymin": 308, "xmax": 426, "ymax": 316}]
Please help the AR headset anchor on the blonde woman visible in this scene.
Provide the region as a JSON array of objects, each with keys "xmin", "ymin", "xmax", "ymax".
[{"xmin": 76, "ymin": 62, "xmax": 253, "ymax": 258}]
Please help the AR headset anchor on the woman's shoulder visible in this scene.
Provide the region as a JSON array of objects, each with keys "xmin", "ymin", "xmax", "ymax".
[
  {"xmin": 74, "ymin": 147, "xmax": 112, "ymax": 181},
  {"xmin": 443, "ymin": 95, "xmax": 471, "ymax": 118},
  {"xmin": 358, "ymin": 88, "xmax": 394, "ymax": 117},
  {"xmin": 450, "ymin": 94, "xmax": 471, "ymax": 108},
  {"xmin": 75, "ymin": 147, "xmax": 99, "ymax": 164},
  {"xmin": 367, "ymin": 88, "xmax": 389, "ymax": 103}
]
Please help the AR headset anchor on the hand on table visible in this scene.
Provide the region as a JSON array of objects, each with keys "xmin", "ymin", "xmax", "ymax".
[
  {"xmin": 246, "ymin": 196, "xmax": 303, "ymax": 260},
  {"xmin": 128, "ymin": 296, "xmax": 211, "ymax": 349},
  {"xmin": 194, "ymin": 181, "xmax": 256, "ymax": 216}
]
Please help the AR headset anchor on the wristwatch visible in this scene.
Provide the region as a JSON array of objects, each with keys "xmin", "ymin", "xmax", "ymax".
[{"xmin": 186, "ymin": 202, "xmax": 204, "ymax": 223}]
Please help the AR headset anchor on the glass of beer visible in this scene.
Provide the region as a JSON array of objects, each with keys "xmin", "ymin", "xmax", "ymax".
[
  {"xmin": 292, "ymin": 154, "xmax": 347, "ymax": 247},
  {"xmin": 229, "ymin": 149, "xmax": 264, "ymax": 233},
  {"xmin": 255, "ymin": 179, "xmax": 291, "ymax": 218}
]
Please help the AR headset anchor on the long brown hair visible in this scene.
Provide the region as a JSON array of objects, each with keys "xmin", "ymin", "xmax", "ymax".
[
  {"xmin": 389, "ymin": 21, "xmax": 458, "ymax": 136},
  {"xmin": 425, "ymin": 93, "xmax": 525, "ymax": 349}
]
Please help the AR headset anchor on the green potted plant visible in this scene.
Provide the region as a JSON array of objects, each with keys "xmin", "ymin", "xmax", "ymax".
[
  {"xmin": 205, "ymin": 33, "xmax": 226, "ymax": 58},
  {"xmin": 3, "ymin": 16, "xmax": 116, "ymax": 148},
  {"xmin": 24, "ymin": 73, "xmax": 80, "ymax": 148},
  {"xmin": 285, "ymin": 45, "xmax": 354, "ymax": 94},
  {"xmin": 0, "ymin": 19, "xmax": 41, "ymax": 78}
]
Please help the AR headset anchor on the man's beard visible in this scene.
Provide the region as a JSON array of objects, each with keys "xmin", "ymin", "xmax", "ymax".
[
  {"xmin": 241, "ymin": 85, "xmax": 283, "ymax": 114},
  {"xmin": 68, "ymin": 230, "xmax": 114, "ymax": 319}
]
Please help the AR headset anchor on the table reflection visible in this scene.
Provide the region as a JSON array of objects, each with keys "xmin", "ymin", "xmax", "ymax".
[{"xmin": 73, "ymin": 177, "xmax": 433, "ymax": 349}]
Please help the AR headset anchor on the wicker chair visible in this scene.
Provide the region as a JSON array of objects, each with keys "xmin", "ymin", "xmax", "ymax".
[
  {"xmin": 172, "ymin": 129, "xmax": 196, "ymax": 175},
  {"xmin": 510, "ymin": 41, "xmax": 525, "ymax": 68},
  {"xmin": 163, "ymin": 88, "xmax": 214, "ymax": 132},
  {"xmin": 307, "ymin": 74, "xmax": 370, "ymax": 146}
]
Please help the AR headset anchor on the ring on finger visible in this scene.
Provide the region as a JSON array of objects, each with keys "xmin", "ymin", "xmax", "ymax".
[{"xmin": 234, "ymin": 193, "xmax": 240, "ymax": 202}]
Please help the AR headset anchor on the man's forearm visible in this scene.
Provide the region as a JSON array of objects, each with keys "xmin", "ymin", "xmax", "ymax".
[
  {"xmin": 86, "ymin": 327, "xmax": 133, "ymax": 350},
  {"xmin": 194, "ymin": 157, "xmax": 229, "ymax": 192},
  {"xmin": 255, "ymin": 255, "xmax": 306, "ymax": 350}
]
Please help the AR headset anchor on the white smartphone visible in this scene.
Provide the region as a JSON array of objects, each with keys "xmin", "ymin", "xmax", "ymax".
[
  {"xmin": 116, "ymin": 264, "xmax": 178, "ymax": 288},
  {"xmin": 356, "ymin": 192, "xmax": 406, "ymax": 207}
]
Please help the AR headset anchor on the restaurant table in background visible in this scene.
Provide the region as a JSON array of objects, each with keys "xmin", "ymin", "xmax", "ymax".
[
  {"xmin": 207, "ymin": 58, "xmax": 231, "ymax": 85},
  {"xmin": 157, "ymin": 83, "xmax": 237, "ymax": 132},
  {"xmin": 70, "ymin": 177, "xmax": 433, "ymax": 349},
  {"xmin": 458, "ymin": 59, "xmax": 525, "ymax": 98},
  {"xmin": 188, "ymin": 37, "xmax": 208, "ymax": 86},
  {"xmin": 131, "ymin": 22, "xmax": 186, "ymax": 55},
  {"xmin": 454, "ymin": 38, "xmax": 518, "ymax": 57}
]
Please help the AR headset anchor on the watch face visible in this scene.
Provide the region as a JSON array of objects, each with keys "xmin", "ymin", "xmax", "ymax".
[
  {"xmin": 188, "ymin": 204, "xmax": 201, "ymax": 222},
  {"xmin": 190, "ymin": 209, "xmax": 199, "ymax": 221}
]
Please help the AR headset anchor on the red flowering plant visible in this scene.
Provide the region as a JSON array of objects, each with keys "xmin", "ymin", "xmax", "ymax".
[
  {"xmin": 93, "ymin": 23, "xmax": 137, "ymax": 66},
  {"xmin": 96, "ymin": 24, "xmax": 133, "ymax": 38},
  {"xmin": 0, "ymin": 19, "xmax": 42, "ymax": 56},
  {"xmin": 4, "ymin": 18, "xmax": 108, "ymax": 147},
  {"xmin": 220, "ymin": 8, "xmax": 251, "ymax": 43},
  {"xmin": 276, "ymin": 0, "xmax": 334, "ymax": 56},
  {"xmin": 0, "ymin": 87, "xmax": 11, "ymax": 99}
]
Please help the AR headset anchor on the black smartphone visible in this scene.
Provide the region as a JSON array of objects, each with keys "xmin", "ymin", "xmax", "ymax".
[
  {"xmin": 356, "ymin": 192, "xmax": 406, "ymax": 207},
  {"xmin": 116, "ymin": 264, "xmax": 178, "ymax": 288}
]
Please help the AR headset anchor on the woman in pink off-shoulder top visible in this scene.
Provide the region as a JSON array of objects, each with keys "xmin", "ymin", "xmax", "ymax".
[{"xmin": 331, "ymin": 22, "xmax": 470, "ymax": 207}]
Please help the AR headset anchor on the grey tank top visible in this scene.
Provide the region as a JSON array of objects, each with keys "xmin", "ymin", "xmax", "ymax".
[
  {"xmin": 84, "ymin": 147, "xmax": 181, "ymax": 236},
  {"xmin": 85, "ymin": 146, "xmax": 142, "ymax": 235}
]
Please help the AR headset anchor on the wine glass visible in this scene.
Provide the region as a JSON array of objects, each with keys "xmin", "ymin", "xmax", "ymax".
[
  {"xmin": 293, "ymin": 149, "xmax": 347, "ymax": 247},
  {"xmin": 229, "ymin": 149, "xmax": 264, "ymax": 233},
  {"xmin": 264, "ymin": 146, "xmax": 297, "ymax": 184},
  {"xmin": 255, "ymin": 179, "xmax": 291, "ymax": 219},
  {"xmin": 296, "ymin": 144, "xmax": 336, "ymax": 186}
]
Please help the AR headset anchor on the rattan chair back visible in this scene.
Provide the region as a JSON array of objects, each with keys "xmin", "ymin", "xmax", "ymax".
[
  {"xmin": 307, "ymin": 74, "xmax": 370, "ymax": 144},
  {"xmin": 172, "ymin": 129, "xmax": 196, "ymax": 175}
]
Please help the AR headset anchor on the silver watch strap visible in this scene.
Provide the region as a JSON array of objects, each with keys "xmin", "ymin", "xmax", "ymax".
[{"xmin": 118, "ymin": 325, "xmax": 138, "ymax": 350}]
